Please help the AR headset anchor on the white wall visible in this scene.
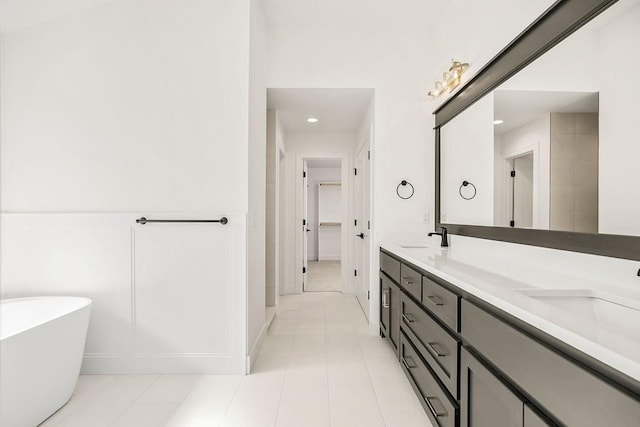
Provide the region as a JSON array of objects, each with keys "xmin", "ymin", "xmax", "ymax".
[
  {"xmin": 429, "ymin": 1, "xmax": 556, "ymax": 111},
  {"xmin": 307, "ymin": 167, "xmax": 341, "ymax": 260},
  {"xmin": 280, "ymin": 133, "xmax": 356, "ymax": 295},
  {"xmin": 0, "ymin": 0, "xmax": 251, "ymax": 213},
  {"xmin": 267, "ymin": 22, "xmax": 433, "ymax": 240},
  {"xmin": 246, "ymin": 0, "xmax": 267, "ymax": 365},
  {"xmin": 0, "ymin": 0, "xmax": 258, "ymax": 373},
  {"xmin": 267, "ymin": 16, "xmax": 436, "ymax": 329},
  {"xmin": 495, "ymin": 115, "xmax": 550, "ymax": 228}
]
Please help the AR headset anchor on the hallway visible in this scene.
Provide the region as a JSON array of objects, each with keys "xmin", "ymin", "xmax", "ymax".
[
  {"xmin": 40, "ymin": 293, "xmax": 431, "ymax": 426},
  {"xmin": 305, "ymin": 261, "xmax": 341, "ymax": 292}
]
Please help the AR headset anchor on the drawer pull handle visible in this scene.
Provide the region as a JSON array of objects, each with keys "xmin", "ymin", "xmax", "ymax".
[
  {"xmin": 382, "ymin": 290, "xmax": 390, "ymax": 308},
  {"xmin": 401, "ymin": 356, "xmax": 417, "ymax": 370},
  {"xmin": 401, "ymin": 276, "xmax": 415, "ymax": 285},
  {"xmin": 401, "ymin": 313, "xmax": 415, "ymax": 324},
  {"xmin": 427, "ymin": 342, "xmax": 447, "ymax": 357},
  {"xmin": 425, "ymin": 396, "xmax": 447, "ymax": 418},
  {"xmin": 426, "ymin": 295, "xmax": 444, "ymax": 306}
]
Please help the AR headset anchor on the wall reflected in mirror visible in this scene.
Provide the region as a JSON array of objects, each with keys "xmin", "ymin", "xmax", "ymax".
[{"xmin": 440, "ymin": 0, "xmax": 640, "ymax": 237}]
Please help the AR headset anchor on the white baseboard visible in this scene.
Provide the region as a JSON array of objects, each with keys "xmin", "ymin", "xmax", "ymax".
[{"xmin": 246, "ymin": 307, "xmax": 277, "ymax": 373}]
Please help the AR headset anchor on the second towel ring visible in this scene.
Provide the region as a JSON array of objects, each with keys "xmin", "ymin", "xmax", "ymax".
[
  {"xmin": 396, "ymin": 180, "xmax": 415, "ymax": 200},
  {"xmin": 459, "ymin": 180, "xmax": 477, "ymax": 200}
]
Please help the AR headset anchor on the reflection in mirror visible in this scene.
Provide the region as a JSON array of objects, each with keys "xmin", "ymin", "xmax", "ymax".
[
  {"xmin": 440, "ymin": 0, "xmax": 640, "ymax": 237},
  {"xmin": 493, "ymin": 90, "xmax": 599, "ymax": 232}
]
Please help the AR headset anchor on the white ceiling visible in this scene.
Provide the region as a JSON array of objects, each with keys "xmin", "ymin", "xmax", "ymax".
[
  {"xmin": 306, "ymin": 158, "xmax": 341, "ymax": 168},
  {"xmin": 260, "ymin": 0, "xmax": 444, "ymax": 29},
  {"xmin": 494, "ymin": 90, "xmax": 599, "ymax": 135},
  {"xmin": 0, "ymin": 0, "xmax": 112, "ymax": 33},
  {"xmin": 267, "ymin": 88, "xmax": 373, "ymax": 134},
  {"xmin": 1, "ymin": 0, "xmax": 444, "ymax": 33}
]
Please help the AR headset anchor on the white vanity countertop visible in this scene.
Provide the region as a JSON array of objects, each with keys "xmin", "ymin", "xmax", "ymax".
[{"xmin": 381, "ymin": 242, "xmax": 640, "ymax": 384}]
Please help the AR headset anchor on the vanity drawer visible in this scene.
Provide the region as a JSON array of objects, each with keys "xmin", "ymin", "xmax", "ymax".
[
  {"xmin": 401, "ymin": 293, "xmax": 459, "ymax": 398},
  {"xmin": 422, "ymin": 275, "xmax": 459, "ymax": 332},
  {"xmin": 461, "ymin": 300, "xmax": 640, "ymax": 427},
  {"xmin": 400, "ymin": 264, "xmax": 422, "ymax": 301},
  {"xmin": 400, "ymin": 332, "xmax": 458, "ymax": 427},
  {"xmin": 380, "ymin": 252, "xmax": 400, "ymax": 283}
]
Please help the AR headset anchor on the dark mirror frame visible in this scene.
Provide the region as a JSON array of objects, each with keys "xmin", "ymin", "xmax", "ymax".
[{"xmin": 434, "ymin": 0, "xmax": 640, "ymax": 261}]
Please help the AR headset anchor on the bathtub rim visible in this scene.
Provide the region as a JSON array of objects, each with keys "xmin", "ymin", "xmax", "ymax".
[{"xmin": 0, "ymin": 296, "xmax": 92, "ymax": 341}]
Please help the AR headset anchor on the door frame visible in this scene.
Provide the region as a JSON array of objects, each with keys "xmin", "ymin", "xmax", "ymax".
[
  {"xmin": 275, "ymin": 143, "xmax": 286, "ymax": 305},
  {"xmin": 295, "ymin": 152, "xmax": 351, "ymax": 294},
  {"xmin": 500, "ymin": 144, "xmax": 539, "ymax": 228}
]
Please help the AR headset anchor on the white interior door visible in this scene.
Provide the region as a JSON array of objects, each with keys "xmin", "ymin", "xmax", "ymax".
[
  {"xmin": 302, "ymin": 161, "xmax": 309, "ymax": 291},
  {"xmin": 354, "ymin": 142, "xmax": 370, "ymax": 318},
  {"xmin": 512, "ymin": 154, "xmax": 534, "ymax": 228}
]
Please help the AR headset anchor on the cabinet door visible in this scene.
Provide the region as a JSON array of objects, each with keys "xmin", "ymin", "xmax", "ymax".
[
  {"xmin": 461, "ymin": 347, "xmax": 524, "ymax": 427},
  {"xmin": 524, "ymin": 405, "xmax": 554, "ymax": 427},
  {"xmin": 380, "ymin": 274, "xmax": 390, "ymax": 336},
  {"xmin": 389, "ymin": 280, "xmax": 400, "ymax": 353}
]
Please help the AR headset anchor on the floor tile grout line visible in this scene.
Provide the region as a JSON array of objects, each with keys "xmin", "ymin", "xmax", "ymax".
[
  {"xmin": 108, "ymin": 376, "xmax": 161, "ymax": 426},
  {"xmin": 324, "ymin": 299, "xmax": 333, "ymax": 427},
  {"xmin": 217, "ymin": 376, "xmax": 246, "ymax": 427}
]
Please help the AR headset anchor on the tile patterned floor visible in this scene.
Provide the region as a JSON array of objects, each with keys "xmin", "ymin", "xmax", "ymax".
[
  {"xmin": 40, "ymin": 292, "xmax": 431, "ymax": 426},
  {"xmin": 305, "ymin": 261, "xmax": 341, "ymax": 292}
]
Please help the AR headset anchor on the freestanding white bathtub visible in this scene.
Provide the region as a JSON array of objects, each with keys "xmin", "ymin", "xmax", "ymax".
[{"xmin": 0, "ymin": 297, "xmax": 91, "ymax": 427}]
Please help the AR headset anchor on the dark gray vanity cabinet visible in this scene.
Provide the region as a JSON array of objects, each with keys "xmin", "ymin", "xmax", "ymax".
[
  {"xmin": 380, "ymin": 275, "xmax": 390, "ymax": 338},
  {"xmin": 460, "ymin": 347, "xmax": 545, "ymax": 427},
  {"xmin": 460, "ymin": 347, "xmax": 522, "ymax": 427},
  {"xmin": 379, "ymin": 273, "xmax": 400, "ymax": 353},
  {"xmin": 400, "ymin": 263, "xmax": 422, "ymax": 301},
  {"xmin": 462, "ymin": 300, "xmax": 640, "ymax": 426},
  {"xmin": 401, "ymin": 292, "xmax": 459, "ymax": 398},
  {"xmin": 379, "ymin": 249, "xmax": 640, "ymax": 427},
  {"xmin": 380, "ymin": 250, "xmax": 461, "ymax": 426},
  {"xmin": 422, "ymin": 274, "xmax": 459, "ymax": 332},
  {"xmin": 388, "ymin": 279, "xmax": 400, "ymax": 353},
  {"xmin": 380, "ymin": 252, "xmax": 401, "ymax": 355},
  {"xmin": 401, "ymin": 332, "xmax": 458, "ymax": 427}
]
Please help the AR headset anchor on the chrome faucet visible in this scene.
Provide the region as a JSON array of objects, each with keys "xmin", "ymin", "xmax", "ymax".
[{"xmin": 428, "ymin": 227, "xmax": 449, "ymax": 247}]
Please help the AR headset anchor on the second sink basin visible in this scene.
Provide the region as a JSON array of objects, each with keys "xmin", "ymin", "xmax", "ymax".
[{"xmin": 518, "ymin": 289, "xmax": 640, "ymax": 341}]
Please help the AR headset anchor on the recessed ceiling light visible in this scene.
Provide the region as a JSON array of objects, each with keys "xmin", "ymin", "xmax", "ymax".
[
  {"xmin": 493, "ymin": 119, "xmax": 504, "ymax": 125},
  {"xmin": 307, "ymin": 117, "xmax": 319, "ymax": 123}
]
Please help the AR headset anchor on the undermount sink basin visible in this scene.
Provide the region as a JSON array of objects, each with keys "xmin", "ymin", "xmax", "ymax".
[{"xmin": 518, "ymin": 289, "xmax": 640, "ymax": 341}]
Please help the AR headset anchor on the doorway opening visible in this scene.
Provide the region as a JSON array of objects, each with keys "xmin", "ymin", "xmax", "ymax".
[
  {"xmin": 266, "ymin": 87, "xmax": 375, "ymax": 321},
  {"xmin": 303, "ymin": 158, "xmax": 343, "ymax": 292}
]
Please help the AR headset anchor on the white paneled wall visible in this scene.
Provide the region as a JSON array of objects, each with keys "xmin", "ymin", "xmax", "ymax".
[{"xmin": 0, "ymin": 213, "xmax": 246, "ymax": 374}]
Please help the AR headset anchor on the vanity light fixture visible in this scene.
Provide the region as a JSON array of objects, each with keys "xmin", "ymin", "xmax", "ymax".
[
  {"xmin": 493, "ymin": 119, "xmax": 504, "ymax": 125},
  {"xmin": 427, "ymin": 60, "xmax": 470, "ymax": 99},
  {"xmin": 307, "ymin": 117, "xmax": 319, "ymax": 123}
]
